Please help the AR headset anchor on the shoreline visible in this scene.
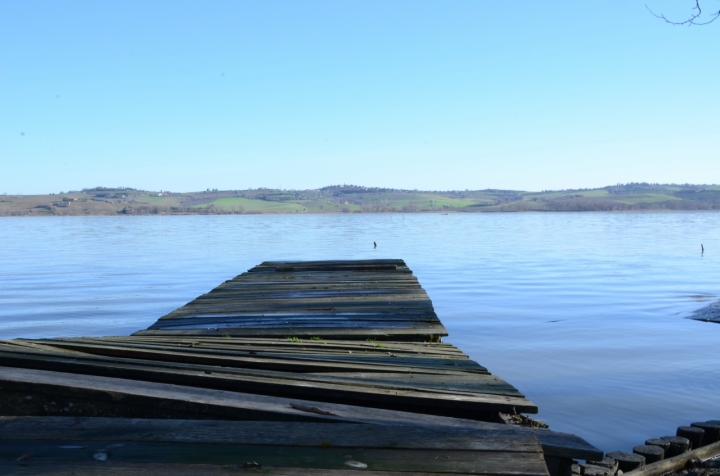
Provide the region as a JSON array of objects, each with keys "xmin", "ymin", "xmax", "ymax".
[
  {"xmin": 4, "ymin": 208, "xmax": 720, "ymax": 217},
  {"xmin": 3, "ymin": 183, "xmax": 720, "ymax": 216}
]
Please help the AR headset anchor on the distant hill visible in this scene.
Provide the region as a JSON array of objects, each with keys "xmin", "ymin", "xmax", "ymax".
[{"xmin": 2, "ymin": 183, "xmax": 720, "ymax": 216}]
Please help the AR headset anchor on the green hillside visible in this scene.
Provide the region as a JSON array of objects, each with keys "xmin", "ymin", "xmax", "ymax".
[{"xmin": 2, "ymin": 183, "xmax": 719, "ymax": 216}]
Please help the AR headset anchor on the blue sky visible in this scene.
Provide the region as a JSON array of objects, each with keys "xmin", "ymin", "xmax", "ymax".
[{"xmin": 1, "ymin": 0, "xmax": 718, "ymax": 194}]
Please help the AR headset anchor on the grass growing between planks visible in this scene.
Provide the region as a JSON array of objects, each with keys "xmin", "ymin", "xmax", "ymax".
[{"xmin": 367, "ymin": 339, "xmax": 385, "ymax": 348}]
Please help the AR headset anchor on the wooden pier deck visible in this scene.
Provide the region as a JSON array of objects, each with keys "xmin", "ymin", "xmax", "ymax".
[
  {"xmin": 137, "ymin": 259, "xmax": 448, "ymax": 340},
  {"xmin": 0, "ymin": 259, "xmax": 602, "ymax": 475}
]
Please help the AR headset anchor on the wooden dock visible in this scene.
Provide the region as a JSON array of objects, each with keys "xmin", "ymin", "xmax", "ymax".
[
  {"xmin": 0, "ymin": 259, "xmax": 601, "ymax": 475},
  {"xmin": 137, "ymin": 259, "xmax": 448, "ymax": 340}
]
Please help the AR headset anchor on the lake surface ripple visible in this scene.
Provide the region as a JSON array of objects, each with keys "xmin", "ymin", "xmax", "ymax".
[{"xmin": 1, "ymin": 212, "xmax": 719, "ymax": 452}]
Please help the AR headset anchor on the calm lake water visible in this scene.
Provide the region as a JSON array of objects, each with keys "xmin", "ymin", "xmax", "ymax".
[{"xmin": 1, "ymin": 212, "xmax": 719, "ymax": 453}]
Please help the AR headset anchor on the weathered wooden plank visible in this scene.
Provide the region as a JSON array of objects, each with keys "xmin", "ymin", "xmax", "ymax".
[
  {"xmin": 210, "ymin": 289, "xmax": 425, "ymax": 299},
  {"xmin": 0, "ymin": 352, "xmax": 536, "ymax": 415},
  {"xmin": 274, "ymin": 264, "xmax": 402, "ymax": 271},
  {"xmin": 0, "ymin": 366, "xmax": 500, "ymax": 424},
  {"xmin": 149, "ymin": 320, "xmax": 438, "ymax": 331},
  {"xmin": 111, "ymin": 335, "xmax": 463, "ymax": 348},
  {"xmin": 259, "ymin": 259, "xmax": 408, "ymax": 264},
  {"xmin": 223, "ymin": 274, "xmax": 422, "ymax": 283},
  {"xmin": 0, "ymin": 417, "xmax": 540, "ymax": 451},
  {"xmin": 157, "ymin": 312, "xmax": 439, "ymax": 322},
  {"xmin": 251, "ymin": 261, "xmax": 412, "ymax": 272},
  {"xmin": 175, "ymin": 301, "xmax": 435, "ymax": 309},
  {"xmin": 0, "ymin": 462, "xmax": 526, "ymax": 476},
  {"xmin": 0, "ymin": 371, "xmax": 295, "ymax": 421},
  {"xmin": 0, "ymin": 366, "xmax": 342, "ymax": 422},
  {"xmin": 184, "ymin": 301, "xmax": 434, "ymax": 309},
  {"xmin": 149, "ymin": 320, "xmax": 432, "ymax": 330},
  {"xmin": 14, "ymin": 340, "xmax": 485, "ymax": 374},
  {"xmin": 0, "ymin": 366, "xmax": 599, "ymax": 460},
  {"xmin": 146, "ymin": 309, "xmax": 439, "ymax": 324},
  {"xmin": 0, "ymin": 441, "xmax": 548, "ymax": 474},
  {"xmin": 192, "ymin": 292, "xmax": 430, "ymax": 305},
  {"xmin": 155, "ymin": 311, "xmax": 438, "ymax": 321},
  {"xmin": 198, "ymin": 281, "xmax": 421, "ymax": 291},
  {"xmin": 0, "ymin": 464, "xmax": 501, "ymax": 476},
  {"xmin": 257, "ymin": 259, "xmax": 408, "ymax": 266},
  {"xmin": 208, "ymin": 282, "xmax": 424, "ymax": 290},
  {"xmin": 215, "ymin": 280, "xmax": 423, "ymax": 288},
  {"xmin": 265, "ymin": 262, "xmax": 405, "ymax": 269},
  {"xmin": 0, "ymin": 348, "xmax": 463, "ymax": 383},
  {"xmin": 66, "ymin": 340, "xmax": 467, "ymax": 364},
  {"xmin": 41, "ymin": 335, "xmax": 467, "ymax": 354},
  {"xmin": 28, "ymin": 340, "xmax": 482, "ymax": 369},
  {"xmin": 232, "ymin": 269, "xmax": 416, "ymax": 276},
  {"xmin": 165, "ymin": 301, "xmax": 436, "ymax": 314},
  {"xmin": 134, "ymin": 327, "xmax": 448, "ymax": 340},
  {"xmin": 159, "ymin": 312, "xmax": 438, "ymax": 322},
  {"xmin": 196, "ymin": 282, "xmax": 426, "ymax": 292},
  {"xmin": 143, "ymin": 260, "xmax": 447, "ymax": 340},
  {"xmin": 163, "ymin": 297, "xmax": 436, "ymax": 312},
  {"xmin": 219, "ymin": 276, "xmax": 421, "ymax": 282},
  {"xmin": 4, "ymin": 345, "xmax": 508, "ymax": 400},
  {"xmin": 179, "ymin": 288, "xmax": 434, "ymax": 299},
  {"xmin": 239, "ymin": 268, "xmax": 414, "ymax": 275},
  {"xmin": 91, "ymin": 336, "xmax": 467, "ymax": 357},
  {"xmin": 73, "ymin": 336, "xmax": 469, "ymax": 359},
  {"xmin": 248, "ymin": 269, "xmax": 414, "ymax": 276},
  {"xmin": 310, "ymin": 372, "xmax": 523, "ymax": 397},
  {"xmin": 0, "ymin": 341, "xmax": 90, "ymax": 356}
]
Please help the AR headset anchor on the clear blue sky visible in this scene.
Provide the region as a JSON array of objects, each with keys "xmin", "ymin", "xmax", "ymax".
[{"xmin": 1, "ymin": 0, "xmax": 718, "ymax": 194}]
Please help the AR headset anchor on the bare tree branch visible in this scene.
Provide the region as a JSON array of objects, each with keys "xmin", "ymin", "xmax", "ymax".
[{"xmin": 646, "ymin": 0, "xmax": 720, "ymax": 26}]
